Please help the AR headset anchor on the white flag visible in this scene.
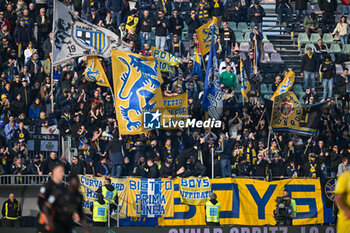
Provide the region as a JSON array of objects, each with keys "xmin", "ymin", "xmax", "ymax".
[{"xmin": 53, "ymin": 0, "xmax": 125, "ymax": 65}]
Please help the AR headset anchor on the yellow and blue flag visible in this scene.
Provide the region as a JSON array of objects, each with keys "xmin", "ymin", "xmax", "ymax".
[
  {"xmin": 196, "ymin": 18, "xmax": 219, "ymax": 56},
  {"xmin": 271, "ymin": 70, "xmax": 295, "ymax": 101},
  {"xmin": 85, "ymin": 56, "xmax": 110, "ymax": 87},
  {"xmin": 192, "ymin": 48, "xmax": 203, "ymax": 80},
  {"xmin": 111, "ymin": 50, "xmax": 169, "ymax": 135},
  {"xmin": 240, "ymin": 58, "xmax": 251, "ymax": 101},
  {"xmin": 201, "ymin": 27, "xmax": 223, "ymax": 119}
]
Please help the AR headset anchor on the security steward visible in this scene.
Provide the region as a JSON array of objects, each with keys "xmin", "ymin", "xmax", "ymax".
[
  {"xmin": 2, "ymin": 193, "xmax": 21, "ymax": 227},
  {"xmin": 37, "ymin": 164, "xmax": 67, "ymax": 233},
  {"xmin": 90, "ymin": 193, "xmax": 109, "ymax": 227},
  {"xmin": 205, "ymin": 192, "xmax": 221, "ymax": 226},
  {"xmin": 96, "ymin": 178, "xmax": 118, "ymax": 206}
]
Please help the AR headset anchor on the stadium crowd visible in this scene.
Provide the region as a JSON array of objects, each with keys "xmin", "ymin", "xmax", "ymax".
[{"xmin": 0, "ymin": 0, "xmax": 348, "ymax": 181}]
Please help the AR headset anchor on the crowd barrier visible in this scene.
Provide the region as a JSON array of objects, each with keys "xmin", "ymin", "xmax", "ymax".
[{"xmin": 0, "ymin": 225, "xmax": 337, "ymax": 233}]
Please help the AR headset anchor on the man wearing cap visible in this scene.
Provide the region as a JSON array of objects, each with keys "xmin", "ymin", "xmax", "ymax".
[
  {"xmin": 95, "ymin": 156, "xmax": 110, "ymax": 178},
  {"xmin": 301, "ymin": 46, "xmax": 318, "ymax": 91},
  {"xmin": 205, "ymin": 193, "xmax": 221, "ymax": 226},
  {"xmin": 14, "ymin": 18, "xmax": 33, "ymax": 54},
  {"xmin": 27, "ymin": 155, "xmax": 44, "ymax": 175},
  {"xmin": 303, "ymin": 153, "xmax": 322, "ymax": 177},
  {"xmin": 249, "ymin": 0, "xmax": 266, "ymax": 33},
  {"xmin": 320, "ymin": 54, "xmax": 335, "ymax": 101}
]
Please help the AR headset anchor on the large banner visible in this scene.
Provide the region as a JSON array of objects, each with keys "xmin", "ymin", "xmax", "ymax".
[
  {"xmin": 151, "ymin": 47, "xmax": 180, "ymax": 73},
  {"xmin": 179, "ymin": 177, "xmax": 211, "ymax": 205},
  {"xmin": 127, "ymin": 178, "xmax": 174, "ymax": 218},
  {"xmin": 78, "ymin": 175, "xmax": 128, "ymax": 218},
  {"xmin": 159, "ymin": 178, "xmax": 324, "ymax": 226}
]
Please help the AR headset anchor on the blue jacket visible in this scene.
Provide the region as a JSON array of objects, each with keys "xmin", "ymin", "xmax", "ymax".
[
  {"xmin": 216, "ymin": 140, "xmax": 232, "ymax": 160},
  {"xmin": 106, "ymin": 0, "xmax": 124, "ymax": 12},
  {"xmin": 29, "ymin": 105, "xmax": 43, "ymax": 120}
]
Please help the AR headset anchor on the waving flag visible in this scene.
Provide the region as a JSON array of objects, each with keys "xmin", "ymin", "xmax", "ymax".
[
  {"xmin": 111, "ymin": 50, "xmax": 169, "ymax": 135},
  {"xmin": 53, "ymin": 0, "xmax": 127, "ymax": 65},
  {"xmin": 240, "ymin": 58, "xmax": 251, "ymax": 101},
  {"xmin": 85, "ymin": 57, "xmax": 110, "ymax": 87},
  {"xmin": 192, "ymin": 48, "xmax": 203, "ymax": 80},
  {"xmin": 196, "ymin": 19, "xmax": 219, "ymax": 56},
  {"xmin": 201, "ymin": 28, "xmax": 223, "ymax": 119},
  {"xmin": 271, "ymin": 70, "xmax": 295, "ymax": 101}
]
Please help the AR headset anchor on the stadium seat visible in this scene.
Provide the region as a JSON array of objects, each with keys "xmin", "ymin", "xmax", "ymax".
[
  {"xmin": 236, "ymin": 32, "xmax": 246, "ymax": 43},
  {"xmin": 262, "ymin": 33, "xmax": 270, "ymax": 43},
  {"xmin": 330, "ymin": 44, "xmax": 342, "ymax": 53},
  {"xmin": 322, "ymin": 33, "xmax": 336, "ymax": 44},
  {"xmin": 262, "ymin": 53, "xmax": 270, "ymax": 63},
  {"xmin": 336, "ymin": 64, "xmax": 343, "ymax": 74},
  {"xmin": 297, "ymin": 33, "xmax": 310, "ymax": 46},
  {"xmin": 330, "ymin": 53, "xmax": 336, "ymax": 61},
  {"xmin": 263, "ymin": 43, "xmax": 276, "ymax": 53},
  {"xmin": 239, "ymin": 42, "xmax": 250, "ymax": 53},
  {"xmin": 244, "ymin": 32, "xmax": 251, "ymax": 42},
  {"xmin": 237, "ymin": 22, "xmax": 250, "ymax": 33},
  {"xmin": 229, "ymin": 22, "xmax": 237, "ymax": 31},
  {"xmin": 267, "ymin": 84, "xmax": 273, "ymax": 94},
  {"xmin": 343, "ymin": 44, "xmax": 350, "ymax": 54},
  {"xmin": 304, "ymin": 43, "xmax": 316, "ymax": 53},
  {"xmin": 270, "ymin": 53, "xmax": 284, "ymax": 63},
  {"xmin": 293, "ymin": 84, "xmax": 304, "ymax": 97},
  {"xmin": 310, "ymin": 33, "xmax": 321, "ymax": 44}
]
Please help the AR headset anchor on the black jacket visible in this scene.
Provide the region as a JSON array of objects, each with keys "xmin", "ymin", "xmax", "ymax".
[
  {"xmin": 155, "ymin": 17, "xmax": 169, "ymax": 37},
  {"xmin": 146, "ymin": 164, "xmax": 159, "ymax": 178},
  {"xmin": 159, "ymin": 164, "xmax": 176, "ymax": 178},
  {"xmin": 301, "ymin": 53, "xmax": 318, "ymax": 72},
  {"xmin": 2, "ymin": 199, "xmax": 21, "ymax": 219},
  {"xmin": 318, "ymin": 0, "xmax": 337, "ymax": 12},
  {"xmin": 335, "ymin": 74, "xmax": 348, "ymax": 95},
  {"xmin": 249, "ymin": 5, "xmax": 266, "ymax": 23},
  {"xmin": 320, "ymin": 60, "xmax": 336, "ymax": 79},
  {"xmin": 70, "ymin": 161, "xmax": 85, "ymax": 175},
  {"xmin": 139, "ymin": 16, "xmax": 154, "ymax": 33},
  {"xmin": 169, "ymin": 16, "xmax": 184, "ymax": 36},
  {"xmin": 185, "ymin": 15, "xmax": 201, "ymax": 34}
]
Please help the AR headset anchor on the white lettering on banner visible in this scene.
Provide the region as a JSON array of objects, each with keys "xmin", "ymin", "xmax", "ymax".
[
  {"xmin": 129, "ymin": 179, "xmax": 172, "ymax": 191},
  {"xmin": 181, "ymin": 178, "xmax": 210, "ymax": 188},
  {"xmin": 163, "ymin": 118, "xmax": 222, "ymax": 128},
  {"xmin": 168, "ymin": 227, "xmax": 334, "ymax": 233}
]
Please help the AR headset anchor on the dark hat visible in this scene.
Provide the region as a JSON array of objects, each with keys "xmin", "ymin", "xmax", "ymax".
[
  {"xmin": 21, "ymin": 78, "xmax": 28, "ymax": 82},
  {"xmin": 34, "ymin": 155, "xmax": 40, "ymax": 159},
  {"xmin": 130, "ymin": 9, "xmax": 137, "ymax": 14},
  {"xmin": 167, "ymin": 155, "xmax": 174, "ymax": 159},
  {"xmin": 120, "ymin": 23, "xmax": 126, "ymax": 26},
  {"xmin": 165, "ymin": 159, "xmax": 171, "ymax": 164},
  {"xmin": 310, "ymin": 153, "xmax": 317, "ymax": 158},
  {"xmin": 91, "ymin": 7, "xmax": 96, "ymax": 11},
  {"xmin": 254, "ymin": 0, "xmax": 260, "ymax": 4},
  {"xmin": 20, "ymin": 18, "xmax": 25, "ymax": 21}
]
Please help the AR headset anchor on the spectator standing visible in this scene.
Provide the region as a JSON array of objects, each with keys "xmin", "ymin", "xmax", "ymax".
[
  {"xmin": 14, "ymin": 18, "xmax": 33, "ymax": 59},
  {"xmin": 155, "ymin": 11, "xmax": 169, "ymax": 51},
  {"xmin": 36, "ymin": 8, "xmax": 50, "ymax": 53},
  {"xmin": 139, "ymin": 10, "xmax": 154, "ymax": 50},
  {"xmin": 301, "ymin": 46, "xmax": 318, "ymax": 91},
  {"xmin": 220, "ymin": 65, "xmax": 237, "ymax": 90},
  {"xmin": 276, "ymin": 0, "xmax": 292, "ymax": 30},
  {"xmin": 216, "ymin": 133, "xmax": 232, "ymax": 177},
  {"xmin": 186, "ymin": 10, "xmax": 201, "ymax": 40},
  {"xmin": 220, "ymin": 21, "xmax": 236, "ymax": 57},
  {"xmin": 169, "ymin": 9, "xmax": 184, "ymax": 39},
  {"xmin": 44, "ymin": 152, "xmax": 61, "ymax": 174},
  {"xmin": 167, "ymin": 34, "xmax": 185, "ymax": 59},
  {"xmin": 105, "ymin": 134, "xmax": 124, "ymax": 178},
  {"xmin": 27, "ymin": 155, "xmax": 44, "ymax": 175},
  {"xmin": 314, "ymin": 39, "xmax": 328, "ymax": 66},
  {"xmin": 125, "ymin": 9, "xmax": 139, "ymax": 34},
  {"xmin": 338, "ymin": 157, "xmax": 350, "ymax": 176},
  {"xmin": 1, "ymin": 193, "xmax": 21, "ymax": 227},
  {"xmin": 248, "ymin": 0, "xmax": 265, "ymax": 33},
  {"xmin": 318, "ymin": 0, "xmax": 337, "ymax": 33},
  {"xmin": 210, "ymin": 0, "xmax": 224, "ymax": 27},
  {"xmin": 233, "ymin": 0, "xmax": 250, "ymax": 23},
  {"xmin": 341, "ymin": 0, "xmax": 350, "ymax": 17},
  {"xmin": 197, "ymin": 0, "xmax": 211, "ymax": 24},
  {"xmin": 335, "ymin": 68, "xmax": 349, "ymax": 107},
  {"xmin": 95, "ymin": 156, "xmax": 110, "ymax": 177},
  {"xmin": 320, "ymin": 54, "xmax": 336, "ymax": 101},
  {"xmin": 332, "ymin": 16, "xmax": 348, "ymax": 49},
  {"xmin": 295, "ymin": 0, "xmax": 309, "ymax": 22},
  {"xmin": 106, "ymin": 0, "xmax": 124, "ymax": 28}
]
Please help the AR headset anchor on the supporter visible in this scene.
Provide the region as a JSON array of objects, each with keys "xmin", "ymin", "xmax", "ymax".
[
  {"xmin": 186, "ymin": 10, "xmax": 201, "ymax": 40},
  {"xmin": 210, "ymin": 0, "xmax": 224, "ymax": 27},
  {"xmin": 219, "ymin": 65, "xmax": 237, "ymax": 90},
  {"xmin": 219, "ymin": 21, "xmax": 236, "ymax": 58},
  {"xmin": 341, "ymin": 0, "xmax": 350, "ymax": 17},
  {"xmin": 180, "ymin": 154, "xmax": 206, "ymax": 178},
  {"xmin": 233, "ymin": 0, "xmax": 250, "ymax": 23},
  {"xmin": 167, "ymin": 34, "xmax": 185, "ymax": 59},
  {"xmin": 335, "ymin": 68, "xmax": 349, "ymax": 107},
  {"xmin": 27, "ymin": 155, "xmax": 44, "ymax": 175},
  {"xmin": 44, "ymin": 152, "xmax": 61, "ymax": 174},
  {"xmin": 320, "ymin": 54, "xmax": 336, "ymax": 101},
  {"xmin": 160, "ymin": 159, "xmax": 176, "ymax": 178},
  {"xmin": 155, "ymin": 11, "xmax": 169, "ymax": 51},
  {"xmin": 248, "ymin": 0, "xmax": 265, "ymax": 33},
  {"xmin": 303, "ymin": 153, "xmax": 322, "ymax": 177},
  {"xmin": 276, "ymin": 0, "xmax": 292, "ymax": 28},
  {"xmin": 332, "ymin": 16, "xmax": 348, "ymax": 49},
  {"xmin": 249, "ymin": 25, "xmax": 263, "ymax": 61},
  {"xmin": 337, "ymin": 157, "xmax": 349, "ymax": 176},
  {"xmin": 254, "ymin": 151, "xmax": 270, "ymax": 177},
  {"xmin": 216, "ymin": 133, "xmax": 231, "ymax": 177},
  {"xmin": 301, "ymin": 46, "xmax": 318, "ymax": 91},
  {"xmin": 169, "ymin": 9, "xmax": 184, "ymax": 39},
  {"xmin": 303, "ymin": 13, "xmax": 322, "ymax": 36},
  {"xmin": 330, "ymin": 145, "xmax": 344, "ymax": 177},
  {"xmin": 270, "ymin": 154, "xmax": 286, "ymax": 178},
  {"xmin": 4, "ymin": 116, "xmax": 17, "ymax": 148},
  {"xmin": 237, "ymin": 156, "xmax": 252, "ymax": 176},
  {"xmin": 125, "ymin": 9, "xmax": 139, "ymax": 34},
  {"xmin": 106, "ymin": 0, "xmax": 124, "ymax": 28},
  {"xmin": 318, "ymin": 0, "xmax": 338, "ymax": 33},
  {"xmin": 122, "ymin": 156, "xmax": 133, "ymax": 176},
  {"xmin": 37, "ymin": 8, "xmax": 50, "ymax": 52},
  {"xmin": 10, "ymin": 158, "xmax": 27, "ymax": 175},
  {"xmin": 286, "ymin": 161, "xmax": 300, "ymax": 177},
  {"xmin": 105, "ymin": 134, "xmax": 123, "ymax": 178},
  {"xmin": 314, "ymin": 39, "xmax": 328, "ymax": 66},
  {"xmin": 197, "ymin": 0, "xmax": 211, "ymax": 24},
  {"xmin": 139, "ymin": 10, "xmax": 154, "ymax": 50}
]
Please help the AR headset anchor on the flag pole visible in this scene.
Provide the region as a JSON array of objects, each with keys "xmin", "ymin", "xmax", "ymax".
[{"xmin": 51, "ymin": 0, "xmax": 56, "ymax": 112}]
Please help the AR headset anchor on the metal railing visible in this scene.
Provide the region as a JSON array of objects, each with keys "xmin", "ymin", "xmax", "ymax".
[{"xmin": 0, "ymin": 175, "xmax": 69, "ymax": 185}]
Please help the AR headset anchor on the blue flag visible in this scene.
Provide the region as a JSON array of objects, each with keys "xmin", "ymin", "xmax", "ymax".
[
  {"xmin": 201, "ymin": 28, "xmax": 223, "ymax": 119},
  {"xmin": 192, "ymin": 48, "xmax": 203, "ymax": 80}
]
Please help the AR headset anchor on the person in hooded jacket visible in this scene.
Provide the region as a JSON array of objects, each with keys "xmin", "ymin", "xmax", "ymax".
[{"xmin": 96, "ymin": 178, "xmax": 118, "ymax": 205}]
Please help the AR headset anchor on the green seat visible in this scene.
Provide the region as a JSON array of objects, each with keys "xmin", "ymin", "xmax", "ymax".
[
  {"xmin": 244, "ymin": 32, "xmax": 251, "ymax": 42},
  {"xmin": 323, "ymin": 33, "xmax": 336, "ymax": 44},
  {"xmin": 237, "ymin": 22, "xmax": 250, "ymax": 33},
  {"xmin": 293, "ymin": 84, "xmax": 304, "ymax": 97},
  {"xmin": 343, "ymin": 44, "xmax": 350, "ymax": 54},
  {"xmin": 297, "ymin": 33, "xmax": 310, "ymax": 45},
  {"xmin": 235, "ymin": 32, "xmax": 246, "ymax": 43},
  {"xmin": 262, "ymin": 33, "xmax": 270, "ymax": 43},
  {"xmin": 330, "ymin": 43, "xmax": 342, "ymax": 53},
  {"xmin": 304, "ymin": 43, "xmax": 316, "ymax": 53},
  {"xmin": 267, "ymin": 84, "xmax": 273, "ymax": 94},
  {"xmin": 310, "ymin": 33, "xmax": 321, "ymax": 44},
  {"xmin": 229, "ymin": 22, "xmax": 237, "ymax": 31},
  {"xmin": 260, "ymin": 84, "xmax": 268, "ymax": 95}
]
